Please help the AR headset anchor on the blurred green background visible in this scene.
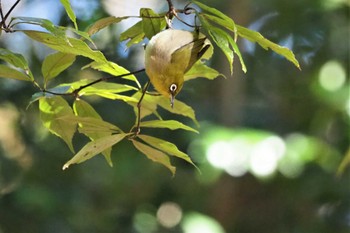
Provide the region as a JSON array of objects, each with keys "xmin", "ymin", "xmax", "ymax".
[{"xmin": 0, "ymin": 0, "xmax": 349, "ymax": 232}]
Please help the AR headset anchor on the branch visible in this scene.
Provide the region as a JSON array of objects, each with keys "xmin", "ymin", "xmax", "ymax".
[{"xmin": 0, "ymin": 0, "xmax": 21, "ymax": 32}]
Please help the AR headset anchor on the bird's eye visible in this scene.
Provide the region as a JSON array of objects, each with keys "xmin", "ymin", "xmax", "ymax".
[{"xmin": 169, "ymin": 84, "xmax": 177, "ymax": 92}]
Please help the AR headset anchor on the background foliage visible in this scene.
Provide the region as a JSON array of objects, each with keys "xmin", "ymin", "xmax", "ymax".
[{"xmin": 0, "ymin": 0, "xmax": 349, "ymax": 233}]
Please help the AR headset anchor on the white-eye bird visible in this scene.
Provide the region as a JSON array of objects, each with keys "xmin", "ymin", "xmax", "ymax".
[{"xmin": 144, "ymin": 29, "xmax": 210, "ymax": 107}]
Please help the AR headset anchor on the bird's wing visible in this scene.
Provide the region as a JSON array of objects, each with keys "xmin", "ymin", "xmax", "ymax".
[{"xmin": 171, "ymin": 37, "xmax": 210, "ymax": 73}]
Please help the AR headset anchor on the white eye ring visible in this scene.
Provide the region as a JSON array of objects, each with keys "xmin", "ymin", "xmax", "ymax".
[{"xmin": 169, "ymin": 84, "xmax": 177, "ymax": 92}]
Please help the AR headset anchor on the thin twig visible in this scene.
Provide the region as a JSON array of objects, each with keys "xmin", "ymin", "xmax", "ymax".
[
  {"xmin": 3, "ymin": 0, "xmax": 20, "ymax": 23},
  {"xmin": 133, "ymin": 81, "xmax": 151, "ymax": 136}
]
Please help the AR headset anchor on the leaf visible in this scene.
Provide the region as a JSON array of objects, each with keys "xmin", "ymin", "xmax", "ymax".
[
  {"xmin": 0, "ymin": 48, "xmax": 30, "ymax": 69},
  {"xmin": 73, "ymin": 99, "xmax": 119, "ymax": 166},
  {"xmin": 185, "ymin": 62, "xmax": 225, "ymax": 81},
  {"xmin": 137, "ymin": 134, "xmax": 197, "ymax": 167},
  {"xmin": 0, "ymin": 64, "xmax": 32, "ymax": 81},
  {"xmin": 140, "ymin": 8, "xmax": 166, "ymax": 39},
  {"xmin": 120, "ymin": 21, "xmax": 145, "ymax": 47},
  {"xmin": 0, "ymin": 48, "xmax": 33, "ymax": 79},
  {"xmin": 157, "ymin": 97, "xmax": 198, "ymax": 126},
  {"xmin": 23, "ymin": 30, "xmax": 108, "ymax": 64},
  {"xmin": 236, "ymin": 25, "xmax": 301, "ymax": 69},
  {"xmin": 63, "ymin": 134, "xmax": 127, "ymax": 170},
  {"xmin": 39, "ymin": 96, "xmax": 76, "ymax": 152},
  {"xmin": 199, "ymin": 16, "xmax": 234, "ymax": 74},
  {"xmin": 192, "ymin": 0, "xmax": 235, "ymax": 27},
  {"xmin": 14, "ymin": 17, "xmax": 67, "ymax": 39},
  {"xmin": 60, "ymin": 0, "xmax": 78, "ymax": 29},
  {"xmin": 132, "ymin": 140, "xmax": 176, "ymax": 175},
  {"xmin": 139, "ymin": 120, "xmax": 198, "ymax": 133},
  {"xmin": 42, "ymin": 52, "xmax": 76, "ymax": 84},
  {"xmin": 86, "ymin": 16, "xmax": 130, "ymax": 36},
  {"xmin": 83, "ymin": 61, "xmax": 140, "ymax": 85}
]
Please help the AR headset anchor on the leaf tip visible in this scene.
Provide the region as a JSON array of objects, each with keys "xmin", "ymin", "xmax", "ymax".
[{"xmin": 62, "ymin": 163, "xmax": 70, "ymax": 170}]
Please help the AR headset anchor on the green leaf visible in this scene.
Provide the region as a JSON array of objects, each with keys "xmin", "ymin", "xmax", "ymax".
[
  {"xmin": 192, "ymin": 0, "xmax": 235, "ymax": 27},
  {"xmin": 157, "ymin": 97, "xmax": 198, "ymax": 126},
  {"xmin": 0, "ymin": 48, "xmax": 30, "ymax": 69},
  {"xmin": 0, "ymin": 64, "xmax": 32, "ymax": 81},
  {"xmin": 0, "ymin": 48, "xmax": 33, "ymax": 79},
  {"xmin": 39, "ymin": 96, "xmax": 76, "ymax": 152},
  {"xmin": 23, "ymin": 30, "xmax": 108, "ymax": 63},
  {"xmin": 137, "ymin": 134, "xmax": 197, "ymax": 167},
  {"xmin": 42, "ymin": 52, "xmax": 76, "ymax": 85},
  {"xmin": 83, "ymin": 61, "xmax": 140, "ymax": 85},
  {"xmin": 236, "ymin": 25, "xmax": 301, "ymax": 69},
  {"xmin": 120, "ymin": 21, "xmax": 145, "ymax": 47},
  {"xmin": 63, "ymin": 134, "xmax": 127, "ymax": 170},
  {"xmin": 132, "ymin": 140, "xmax": 176, "ymax": 175},
  {"xmin": 140, "ymin": 8, "xmax": 166, "ymax": 39},
  {"xmin": 14, "ymin": 17, "xmax": 67, "ymax": 39},
  {"xmin": 185, "ymin": 62, "xmax": 225, "ymax": 81},
  {"xmin": 60, "ymin": 0, "xmax": 78, "ymax": 29},
  {"xmin": 200, "ymin": 13, "xmax": 236, "ymax": 34},
  {"xmin": 139, "ymin": 120, "xmax": 198, "ymax": 133},
  {"xmin": 87, "ymin": 16, "xmax": 129, "ymax": 36},
  {"xmin": 73, "ymin": 99, "xmax": 118, "ymax": 166}
]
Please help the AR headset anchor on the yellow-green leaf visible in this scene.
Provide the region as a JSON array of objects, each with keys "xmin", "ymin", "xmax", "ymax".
[
  {"xmin": 87, "ymin": 16, "xmax": 130, "ymax": 36},
  {"xmin": 63, "ymin": 134, "xmax": 127, "ymax": 170},
  {"xmin": 140, "ymin": 8, "xmax": 166, "ymax": 39},
  {"xmin": 236, "ymin": 25, "xmax": 301, "ymax": 69},
  {"xmin": 185, "ymin": 62, "xmax": 225, "ymax": 81},
  {"xmin": 83, "ymin": 61, "xmax": 140, "ymax": 86},
  {"xmin": 0, "ymin": 64, "xmax": 32, "ymax": 81},
  {"xmin": 23, "ymin": 30, "xmax": 107, "ymax": 64},
  {"xmin": 73, "ymin": 99, "xmax": 117, "ymax": 166},
  {"xmin": 42, "ymin": 52, "xmax": 76, "ymax": 84},
  {"xmin": 120, "ymin": 21, "xmax": 145, "ymax": 47},
  {"xmin": 132, "ymin": 140, "xmax": 176, "ymax": 175},
  {"xmin": 157, "ymin": 97, "xmax": 198, "ymax": 126},
  {"xmin": 139, "ymin": 120, "xmax": 198, "ymax": 133},
  {"xmin": 137, "ymin": 134, "xmax": 196, "ymax": 166},
  {"xmin": 39, "ymin": 96, "xmax": 76, "ymax": 152},
  {"xmin": 60, "ymin": 0, "xmax": 78, "ymax": 29}
]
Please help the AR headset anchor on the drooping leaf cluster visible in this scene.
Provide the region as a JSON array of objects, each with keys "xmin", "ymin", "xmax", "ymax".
[{"xmin": 0, "ymin": 0, "xmax": 300, "ymax": 175}]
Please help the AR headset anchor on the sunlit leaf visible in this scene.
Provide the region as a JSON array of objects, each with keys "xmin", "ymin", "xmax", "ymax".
[
  {"xmin": 137, "ymin": 134, "xmax": 197, "ymax": 166},
  {"xmin": 120, "ymin": 21, "xmax": 145, "ymax": 47},
  {"xmin": 192, "ymin": 0, "xmax": 235, "ymax": 27},
  {"xmin": 157, "ymin": 97, "xmax": 198, "ymax": 126},
  {"xmin": 60, "ymin": 0, "xmax": 78, "ymax": 29},
  {"xmin": 23, "ymin": 30, "xmax": 107, "ymax": 63},
  {"xmin": 73, "ymin": 99, "xmax": 120, "ymax": 166},
  {"xmin": 236, "ymin": 25, "xmax": 301, "ymax": 69},
  {"xmin": 185, "ymin": 62, "xmax": 224, "ymax": 81},
  {"xmin": 0, "ymin": 48, "xmax": 29, "ymax": 69},
  {"xmin": 140, "ymin": 8, "xmax": 166, "ymax": 39},
  {"xmin": 139, "ymin": 120, "xmax": 198, "ymax": 133},
  {"xmin": 0, "ymin": 64, "xmax": 32, "ymax": 81},
  {"xmin": 87, "ymin": 16, "xmax": 130, "ymax": 36},
  {"xmin": 199, "ymin": 16, "xmax": 235, "ymax": 74},
  {"xmin": 132, "ymin": 140, "xmax": 176, "ymax": 175},
  {"xmin": 0, "ymin": 48, "xmax": 33, "ymax": 79},
  {"xmin": 63, "ymin": 134, "xmax": 127, "ymax": 170},
  {"xmin": 42, "ymin": 52, "xmax": 76, "ymax": 84},
  {"xmin": 83, "ymin": 61, "xmax": 140, "ymax": 85},
  {"xmin": 39, "ymin": 96, "xmax": 76, "ymax": 152}
]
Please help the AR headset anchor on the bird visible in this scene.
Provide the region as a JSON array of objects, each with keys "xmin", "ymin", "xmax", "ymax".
[{"xmin": 144, "ymin": 29, "xmax": 210, "ymax": 107}]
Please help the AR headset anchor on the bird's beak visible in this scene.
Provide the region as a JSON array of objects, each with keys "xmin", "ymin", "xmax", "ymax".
[{"xmin": 170, "ymin": 94, "xmax": 175, "ymax": 108}]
